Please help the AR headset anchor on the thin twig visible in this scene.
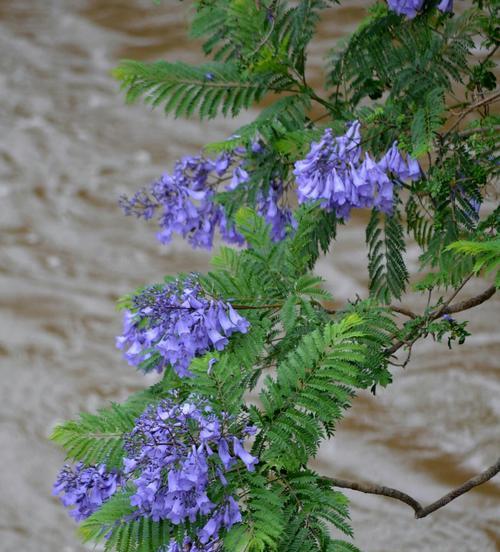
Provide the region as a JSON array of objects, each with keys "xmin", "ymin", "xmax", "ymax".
[
  {"xmin": 232, "ymin": 303, "xmax": 282, "ymax": 310},
  {"xmin": 249, "ymin": 13, "xmax": 275, "ymax": 57},
  {"xmin": 433, "ymin": 273, "xmax": 474, "ymax": 319},
  {"xmin": 444, "ymin": 90, "xmax": 500, "ymax": 138},
  {"xmin": 458, "ymin": 124, "xmax": 500, "ymax": 138},
  {"xmin": 327, "ymin": 457, "xmax": 500, "ymax": 519},
  {"xmin": 481, "ymin": 44, "xmax": 499, "ymax": 66},
  {"xmin": 387, "ymin": 281, "xmax": 495, "ymax": 355},
  {"xmin": 390, "ymin": 305, "xmax": 418, "ymax": 319},
  {"xmin": 441, "ymin": 285, "xmax": 496, "ymax": 315}
]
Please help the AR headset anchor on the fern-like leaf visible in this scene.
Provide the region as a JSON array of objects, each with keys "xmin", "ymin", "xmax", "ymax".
[
  {"xmin": 367, "ymin": 208, "xmax": 408, "ymax": 303},
  {"xmin": 113, "ymin": 60, "xmax": 295, "ymax": 120}
]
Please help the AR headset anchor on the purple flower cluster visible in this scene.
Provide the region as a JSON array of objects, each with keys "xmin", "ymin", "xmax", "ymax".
[
  {"xmin": 116, "ymin": 276, "xmax": 250, "ymax": 377},
  {"xmin": 120, "ymin": 154, "xmax": 240, "ymax": 249},
  {"xmin": 387, "ymin": 0, "xmax": 453, "ymax": 19},
  {"xmin": 256, "ymin": 180, "xmax": 295, "ymax": 242},
  {"xmin": 53, "ymin": 394, "xmax": 257, "ymax": 550},
  {"xmin": 120, "ymin": 144, "xmax": 294, "ymax": 248},
  {"xmin": 294, "ymin": 122, "xmax": 421, "ymax": 218},
  {"xmin": 124, "ymin": 394, "xmax": 257, "ymax": 548},
  {"xmin": 52, "ymin": 463, "xmax": 122, "ymax": 521},
  {"xmin": 165, "ymin": 537, "xmax": 218, "ymax": 552}
]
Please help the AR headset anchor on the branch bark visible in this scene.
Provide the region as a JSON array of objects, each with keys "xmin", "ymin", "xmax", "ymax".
[
  {"xmin": 386, "ymin": 284, "xmax": 496, "ymax": 355},
  {"xmin": 444, "ymin": 90, "xmax": 500, "ymax": 138},
  {"xmin": 458, "ymin": 124, "xmax": 500, "ymax": 138},
  {"xmin": 441, "ymin": 285, "xmax": 497, "ymax": 315},
  {"xmin": 327, "ymin": 457, "xmax": 500, "ymax": 519}
]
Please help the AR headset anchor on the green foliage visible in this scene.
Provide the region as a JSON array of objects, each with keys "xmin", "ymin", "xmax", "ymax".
[
  {"xmin": 416, "ymin": 215, "xmax": 474, "ymax": 290},
  {"xmin": 53, "ymin": 2, "xmax": 499, "ymax": 551},
  {"xmin": 367, "ymin": 208, "xmax": 408, "ymax": 303},
  {"xmin": 79, "ymin": 491, "xmax": 173, "ymax": 552},
  {"xmin": 257, "ymin": 314, "xmax": 367, "ymax": 470},
  {"xmin": 50, "ymin": 391, "xmax": 158, "ymax": 469},
  {"xmin": 113, "ymin": 60, "xmax": 296, "ymax": 120},
  {"xmin": 288, "ymin": 203, "xmax": 338, "ymax": 272},
  {"xmin": 188, "ymin": 322, "xmax": 269, "ymax": 413},
  {"xmin": 411, "ymin": 87, "xmax": 445, "ymax": 156},
  {"xmin": 206, "ymin": 95, "xmax": 311, "ymax": 153},
  {"xmin": 447, "ymin": 237, "xmax": 500, "ymax": 286},
  {"xmin": 50, "ymin": 376, "xmax": 181, "ymax": 469},
  {"xmin": 51, "ymin": 404, "xmax": 134, "ymax": 469},
  {"xmin": 224, "ymin": 474, "xmax": 286, "ymax": 552},
  {"xmin": 224, "ymin": 469, "xmax": 356, "ymax": 552},
  {"xmin": 328, "ymin": 8, "xmax": 477, "ymax": 104}
]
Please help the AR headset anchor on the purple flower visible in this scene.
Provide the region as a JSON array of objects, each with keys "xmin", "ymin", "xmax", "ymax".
[
  {"xmin": 214, "ymin": 153, "xmax": 231, "ymax": 176},
  {"xmin": 218, "ymin": 438, "xmax": 234, "ymax": 470},
  {"xmin": 232, "ymin": 437, "xmax": 258, "ymax": 471},
  {"xmin": 223, "ymin": 495, "xmax": 242, "ymax": 526},
  {"xmin": 442, "ymin": 314, "xmax": 454, "ymax": 322},
  {"xmin": 228, "ymin": 166, "xmax": 249, "ymax": 190},
  {"xmin": 53, "ymin": 463, "xmax": 122, "ymax": 521},
  {"xmin": 123, "ymin": 393, "xmax": 255, "ymax": 548},
  {"xmin": 380, "ymin": 143, "xmax": 421, "ymax": 183},
  {"xmin": 437, "ymin": 0, "xmax": 453, "ymax": 13},
  {"xmin": 387, "ymin": 0, "xmax": 424, "ymax": 18},
  {"xmin": 198, "ymin": 515, "xmax": 221, "ymax": 544},
  {"xmin": 294, "ymin": 122, "xmax": 372, "ymax": 219},
  {"xmin": 256, "ymin": 180, "xmax": 295, "ymax": 241},
  {"xmin": 116, "ymin": 276, "xmax": 250, "ymax": 377},
  {"xmin": 219, "ymin": 212, "xmax": 246, "ymax": 246},
  {"xmin": 251, "ymin": 140, "xmax": 264, "ymax": 154},
  {"xmin": 295, "ymin": 125, "xmax": 422, "ymax": 217},
  {"xmin": 166, "ymin": 537, "xmax": 217, "ymax": 552},
  {"xmin": 120, "ymin": 143, "xmax": 285, "ymax": 250}
]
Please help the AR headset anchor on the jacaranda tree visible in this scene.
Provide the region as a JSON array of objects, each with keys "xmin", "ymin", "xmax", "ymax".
[{"xmin": 51, "ymin": 1, "xmax": 499, "ymax": 550}]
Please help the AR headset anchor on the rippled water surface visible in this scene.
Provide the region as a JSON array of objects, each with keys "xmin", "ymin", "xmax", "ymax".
[{"xmin": 0, "ymin": 2, "xmax": 498, "ymax": 551}]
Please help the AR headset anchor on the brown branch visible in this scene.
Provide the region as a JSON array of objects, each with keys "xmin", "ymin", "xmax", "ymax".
[
  {"xmin": 433, "ymin": 273, "xmax": 474, "ymax": 318},
  {"xmin": 458, "ymin": 124, "xmax": 500, "ymax": 138},
  {"xmin": 441, "ymin": 285, "xmax": 496, "ymax": 315},
  {"xmin": 232, "ymin": 285, "xmax": 496, "ymax": 320},
  {"xmin": 328, "ymin": 477, "xmax": 422, "ymax": 513},
  {"xmin": 444, "ymin": 90, "xmax": 500, "ymax": 138},
  {"xmin": 386, "ymin": 282, "xmax": 496, "ymax": 356},
  {"xmin": 232, "ymin": 303, "xmax": 282, "ymax": 310},
  {"xmin": 390, "ymin": 305, "xmax": 418, "ymax": 319},
  {"xmin": 327, "ymin": 457, "xmax": 500, "ymax": 519}
]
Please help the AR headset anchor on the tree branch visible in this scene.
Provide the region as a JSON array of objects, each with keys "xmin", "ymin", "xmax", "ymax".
[
  {"xmin": 390, "ymin": 305, "xmax": 418, "ymax": 319},
  {"xmin": 327, "ymin": 457, "xmax": 500, "ymax": 519},
  {"xmin": 444, "ymin": 90, "xmax": 500, "ymax": 138},
  {"xmin": 441, "ymin": 285, "xmax": 496, "ymax": 315},
  {"xmin": 386, "ymin": 283, "xmax": 496, "ymax": 355},
  {"xmin": 458, "ymin": 124, "xmax": 500, "ymax": 138}
]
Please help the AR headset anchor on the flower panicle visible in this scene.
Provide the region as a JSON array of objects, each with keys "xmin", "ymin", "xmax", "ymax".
[
  {"xmin": 116, "ymin": 276, "xmax": 250, "ymax": 377},
  {"xmin": 54, "ymin": 393, "xmax": 258, "ymax": 551},
  {"xmin": 294, "ymin": 122, "xmax": 421, "ymax": 218},
  {"xmin": 120, "ymin": 142, "xmax": 294, "ymax": 249}
]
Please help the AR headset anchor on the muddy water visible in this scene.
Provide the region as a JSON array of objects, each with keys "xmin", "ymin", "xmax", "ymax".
[{"xmin": 0, "ymin": 2, "xmax": 498, "ymax": 551}]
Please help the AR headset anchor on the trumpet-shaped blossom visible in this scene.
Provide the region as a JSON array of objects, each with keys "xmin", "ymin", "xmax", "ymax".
[
  {"xmin": 124, "ymin": 394, "xmax": 257, "ymax": 549},
  {"xmin": 52, "ymin": 463, "xmax": 122, "ymax": 521},
  {"xmin": 256, "ymin": 181, "xmax": 295, "ymax": 242},
  {"xmin": 120, "ymin": 143, "xmax": 294, "ymax": 249},
  {"xmin": 387, "ymin": 0, "xmax": 453, "ymax": 18},
  {"xmin": 437, "ymin": 0, "xmax": 453, "ymax": 13},
  {"xmin": 294, "ymin": 123, "xmax": 421, "ymax": 218},
  {"xmin": 387, "ymin": 0, "xmax": 424, "ymax": 18},
  {"xmin": 116, "ymin": 276, "xmax": 250, "ymax": 377},
  {"xmin": 53, "ymin": 393, "xmax": 257, "ymax": 552}
]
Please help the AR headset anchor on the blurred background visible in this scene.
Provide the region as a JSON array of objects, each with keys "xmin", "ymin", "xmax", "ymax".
[{"xmin": 0, "ymin": 1, "xmax": 498, "ymax": 550}]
